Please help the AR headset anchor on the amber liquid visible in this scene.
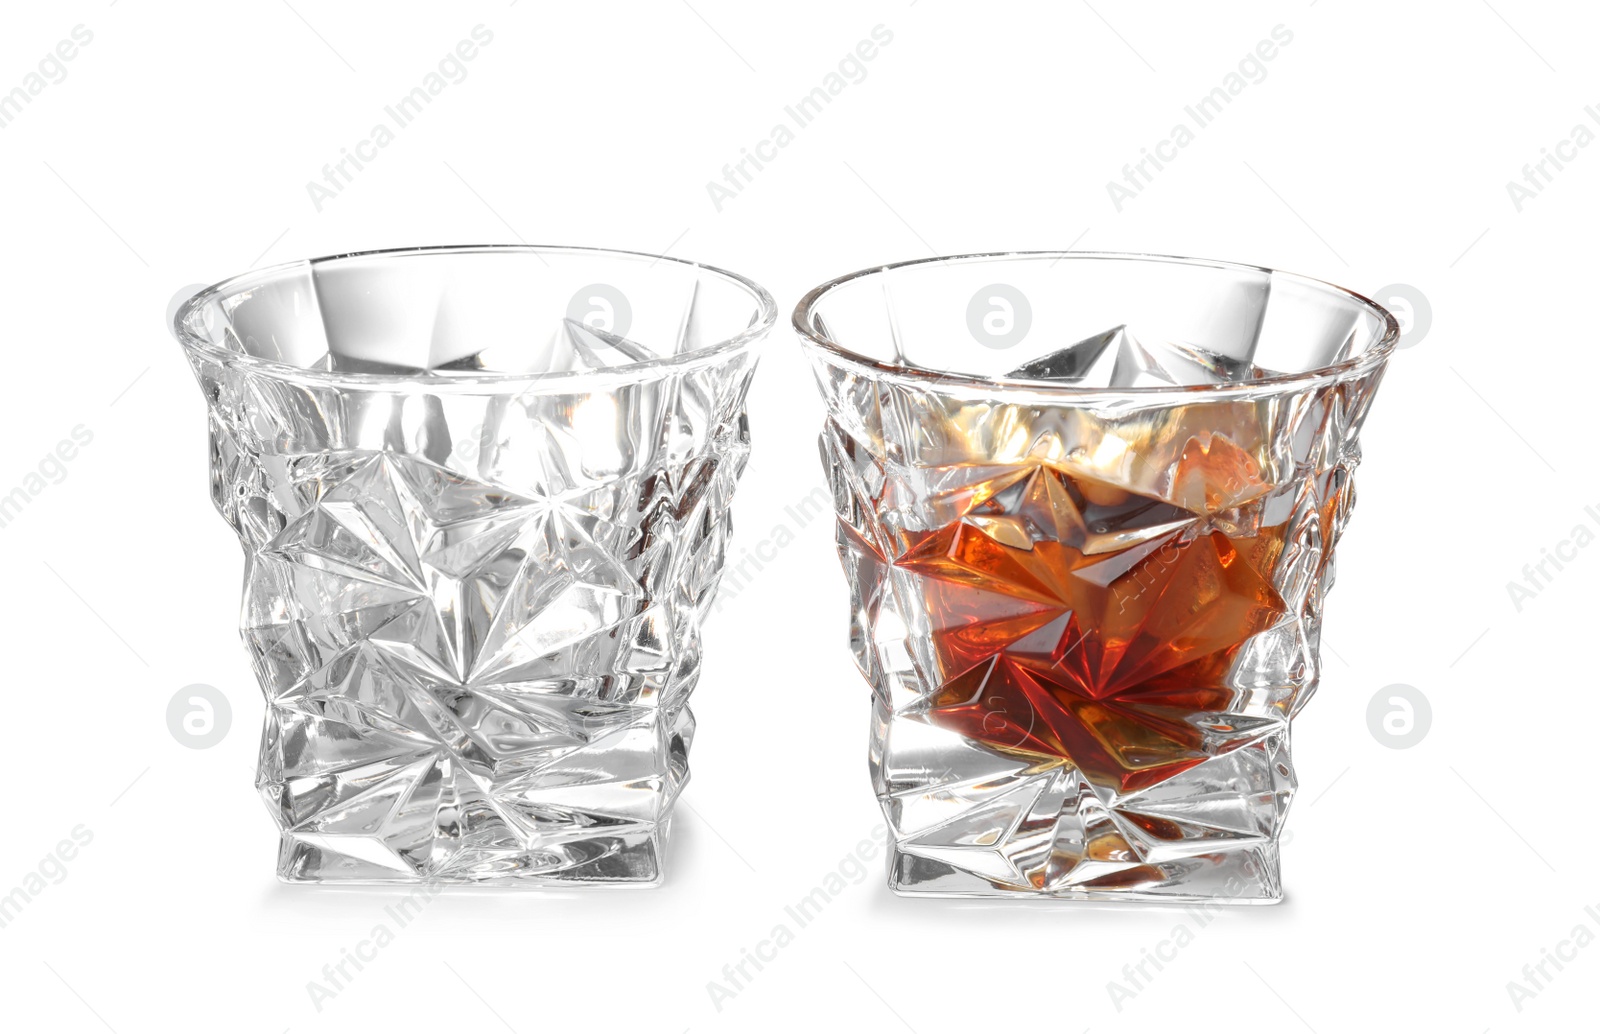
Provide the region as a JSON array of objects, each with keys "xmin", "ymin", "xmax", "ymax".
[{"xmin": 883, "ymin": 442, "xmax": 1302, "ymax": 796}]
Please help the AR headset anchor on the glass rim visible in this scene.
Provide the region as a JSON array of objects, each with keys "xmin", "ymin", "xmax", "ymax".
[
  {"xmin": 172, "ymin": 243, "xmax": 778, "ymax": 392},
  {"xmin": 792, "ymin": 250, "xmax": 1401, "ymax": 398}
]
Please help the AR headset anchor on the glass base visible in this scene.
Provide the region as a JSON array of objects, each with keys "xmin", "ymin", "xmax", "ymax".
[
  {"xmin": 873, "ymin": 691, "xmax": 1293, "ymax": 903},
  {"xmin": 275, "ymin": 821, "xmax": 671, "ymax": 886},
  {"xmin": 888, "ymin": 840, "xmax": 1282, "ymax": 903}
]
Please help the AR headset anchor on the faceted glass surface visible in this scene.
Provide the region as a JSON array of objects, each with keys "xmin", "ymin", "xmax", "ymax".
[
  {"xmin": 797, "ymin": 253, "xmax": 1397, "ymax": 901},
  {"xmin": 175, "ymin": 246, "xmax": 773, "ymax": 884}
]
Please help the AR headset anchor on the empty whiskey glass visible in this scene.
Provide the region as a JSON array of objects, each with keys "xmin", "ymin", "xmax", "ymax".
[
  {"xmin": 174, "ymin": 245, "xmax": 774, "ymax": 884},
  {"xmin": 796, "ymin": 252, "xmax": 1397, "ymax": 901}
]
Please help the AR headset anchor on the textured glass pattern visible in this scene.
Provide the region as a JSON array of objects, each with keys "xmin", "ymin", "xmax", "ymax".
[
  {"xmin": 798, "ymin": 253, "xmax": 1396, "ymax": 901},
  {"xmin": 176, "ymin": 246, "xmax": 772, "ymax": 884}
]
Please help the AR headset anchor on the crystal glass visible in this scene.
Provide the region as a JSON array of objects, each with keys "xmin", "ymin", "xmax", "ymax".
[
  {"xmin": 174, "ymin": 245, "xmax": 774, "ymax": 885},
  {"xmin": 796, "ymin": 252, "xmax": 1397, "ymax": 901}
]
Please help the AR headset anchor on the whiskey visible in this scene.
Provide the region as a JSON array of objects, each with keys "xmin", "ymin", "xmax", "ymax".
[{"xmin": 890, "ymin": 451, "xmax": 1290, "ymax": 795}]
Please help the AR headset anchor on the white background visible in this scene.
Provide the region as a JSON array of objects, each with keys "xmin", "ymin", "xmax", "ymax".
[{"xmin": 0, "ymin": 1, "xmax": 1593, "ymax": 1031}]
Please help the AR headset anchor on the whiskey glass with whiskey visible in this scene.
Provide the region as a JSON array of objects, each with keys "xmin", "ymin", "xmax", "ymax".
[{"xmin": 796, "ymin": 252, "xmax": 1397, "ymax": 901}]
